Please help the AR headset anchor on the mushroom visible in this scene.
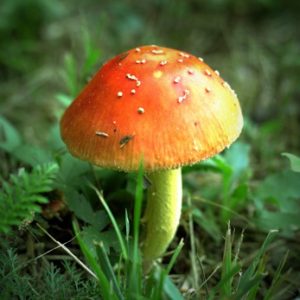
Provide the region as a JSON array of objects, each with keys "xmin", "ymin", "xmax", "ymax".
[{"xmin": 60, "ymin": 45, "xmax": 243, "ymax": 266}]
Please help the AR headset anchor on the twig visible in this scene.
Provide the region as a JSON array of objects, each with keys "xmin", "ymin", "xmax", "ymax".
[{"xmin": 37, "ymin": 223, "xmax": 97, "ymax": 279}]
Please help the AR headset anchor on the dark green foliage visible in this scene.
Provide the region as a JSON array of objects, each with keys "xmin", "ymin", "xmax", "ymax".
[
  {"xmin": 0, "ymin": 116, "xmax": 53, "ymax": 169},
  {"xmin": 253, "ymin": 154, "xmax": 300, "ymax": 232},
  {"xmin": 0, "ymin": 248, "xmax": 100, "ymax": 299},
  {"xmin": 0, "ymin": 249, "xmax": 33, "ymax": 299},
  {"xmin": 0, "ymin": 0, "xmax": 63, "ymax": 77},
  {"xmin": 0, "ymin": 163, "xmax": 58, "ymax": 234}
]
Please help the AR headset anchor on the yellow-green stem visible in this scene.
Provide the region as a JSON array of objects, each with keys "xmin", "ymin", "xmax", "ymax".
[{"xmin": 142, "ymin": 168, "xmax": 182, "ymax": 263}]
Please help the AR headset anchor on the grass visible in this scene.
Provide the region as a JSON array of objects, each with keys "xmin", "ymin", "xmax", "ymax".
[
  {"xmin": 1, "ymin": 0, "xmax": 300, "ymax": 298},
  {"xmin": 0, "ymin": 162, "xmax": 286, "ymax": 299},
  {"xmin": 0, "ymin": 169, "xmax": 288, "ymax": 299}
]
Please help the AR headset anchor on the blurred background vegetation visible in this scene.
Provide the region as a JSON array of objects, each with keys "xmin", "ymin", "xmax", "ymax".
[
  {"xmin": 0, "ymin": 0, "xmax": 299, "ymax": 299},
  {"xmin": 1, "ymin": 0, "xmax": 300, "ymax": 172}
]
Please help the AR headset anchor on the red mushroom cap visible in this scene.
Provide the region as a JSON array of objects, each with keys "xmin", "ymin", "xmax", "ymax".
[{"xmin": 60, "ymin": 45, "xmax": 243, "ymax": 172}]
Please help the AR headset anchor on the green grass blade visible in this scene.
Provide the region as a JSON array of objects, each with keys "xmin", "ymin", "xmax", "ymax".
[
  {"xmin": 127, "ymin": 162, "xmax": 144, "ymax": 296},
  {"xmin": 95, "ymin": 241, "xmax": 124, "ymax": 300},
  {"xmin": 187, "ymin": 195, "xmax": 199, "ymax": 291},
  {"xmin": 166, "ymin": 239, "xmax": 184, "ymax": 275},
  {"xmin": 233, "ymin": 229, "xmax": 244, "ymax": 267},
  {"xmin": 209, "ymin": 264, "xmax": 241, "ymax": 300},
  {"xmin": 247, "ymin": 256, "xmax": 267, "ymax": 300},
  {"xmin": 162, "ymin": 274, "xmax": 184, "ymax": 300},
  {"xmin": 90, "ymin": 184, "xmax": 128, "ymax": 260},
  {"xmin": 151, "ymin": 267, "xmax": 165, "ymax": 300},
  {"xmin": 133, "ymin": 162, "xmax": 144, "ymax": 255},
  {"xmin": 72, "ymin": 219, "xmax": 117, "ymax": 300},
  {"xmin": 152, "ymin": 256, "xmax": 185, "ymax": 300},
  {"xmin": 221, "ymin": 222, "xmax": 233, "ymax": 296},
  {"xmin": 264, "ymin": 251, "xmax": 289, "ymax": 300},
  {"xmin": 238, "ymin": 230, "xmax": 278, "ymax": 292},
  {"xmin": 125, "ymin": 209, "xmax": 130, "ymax": 246},
  {"xmin": 233, "ymin": 274, "xmax": 265, "ymax": 300},
  {"xmin": 151, "ymin": 266, "xmax": 184, "ymax": 300}
]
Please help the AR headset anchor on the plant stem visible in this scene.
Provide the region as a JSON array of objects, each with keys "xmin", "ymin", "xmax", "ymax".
[{"xmin": 142, "ymin": 168, "xmax": 182, "ymax": 264}]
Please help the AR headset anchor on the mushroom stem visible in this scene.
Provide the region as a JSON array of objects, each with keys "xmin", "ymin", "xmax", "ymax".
[{"xmin": 142, "ymin": 168, "xmax": 182, "ymax": 264}]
